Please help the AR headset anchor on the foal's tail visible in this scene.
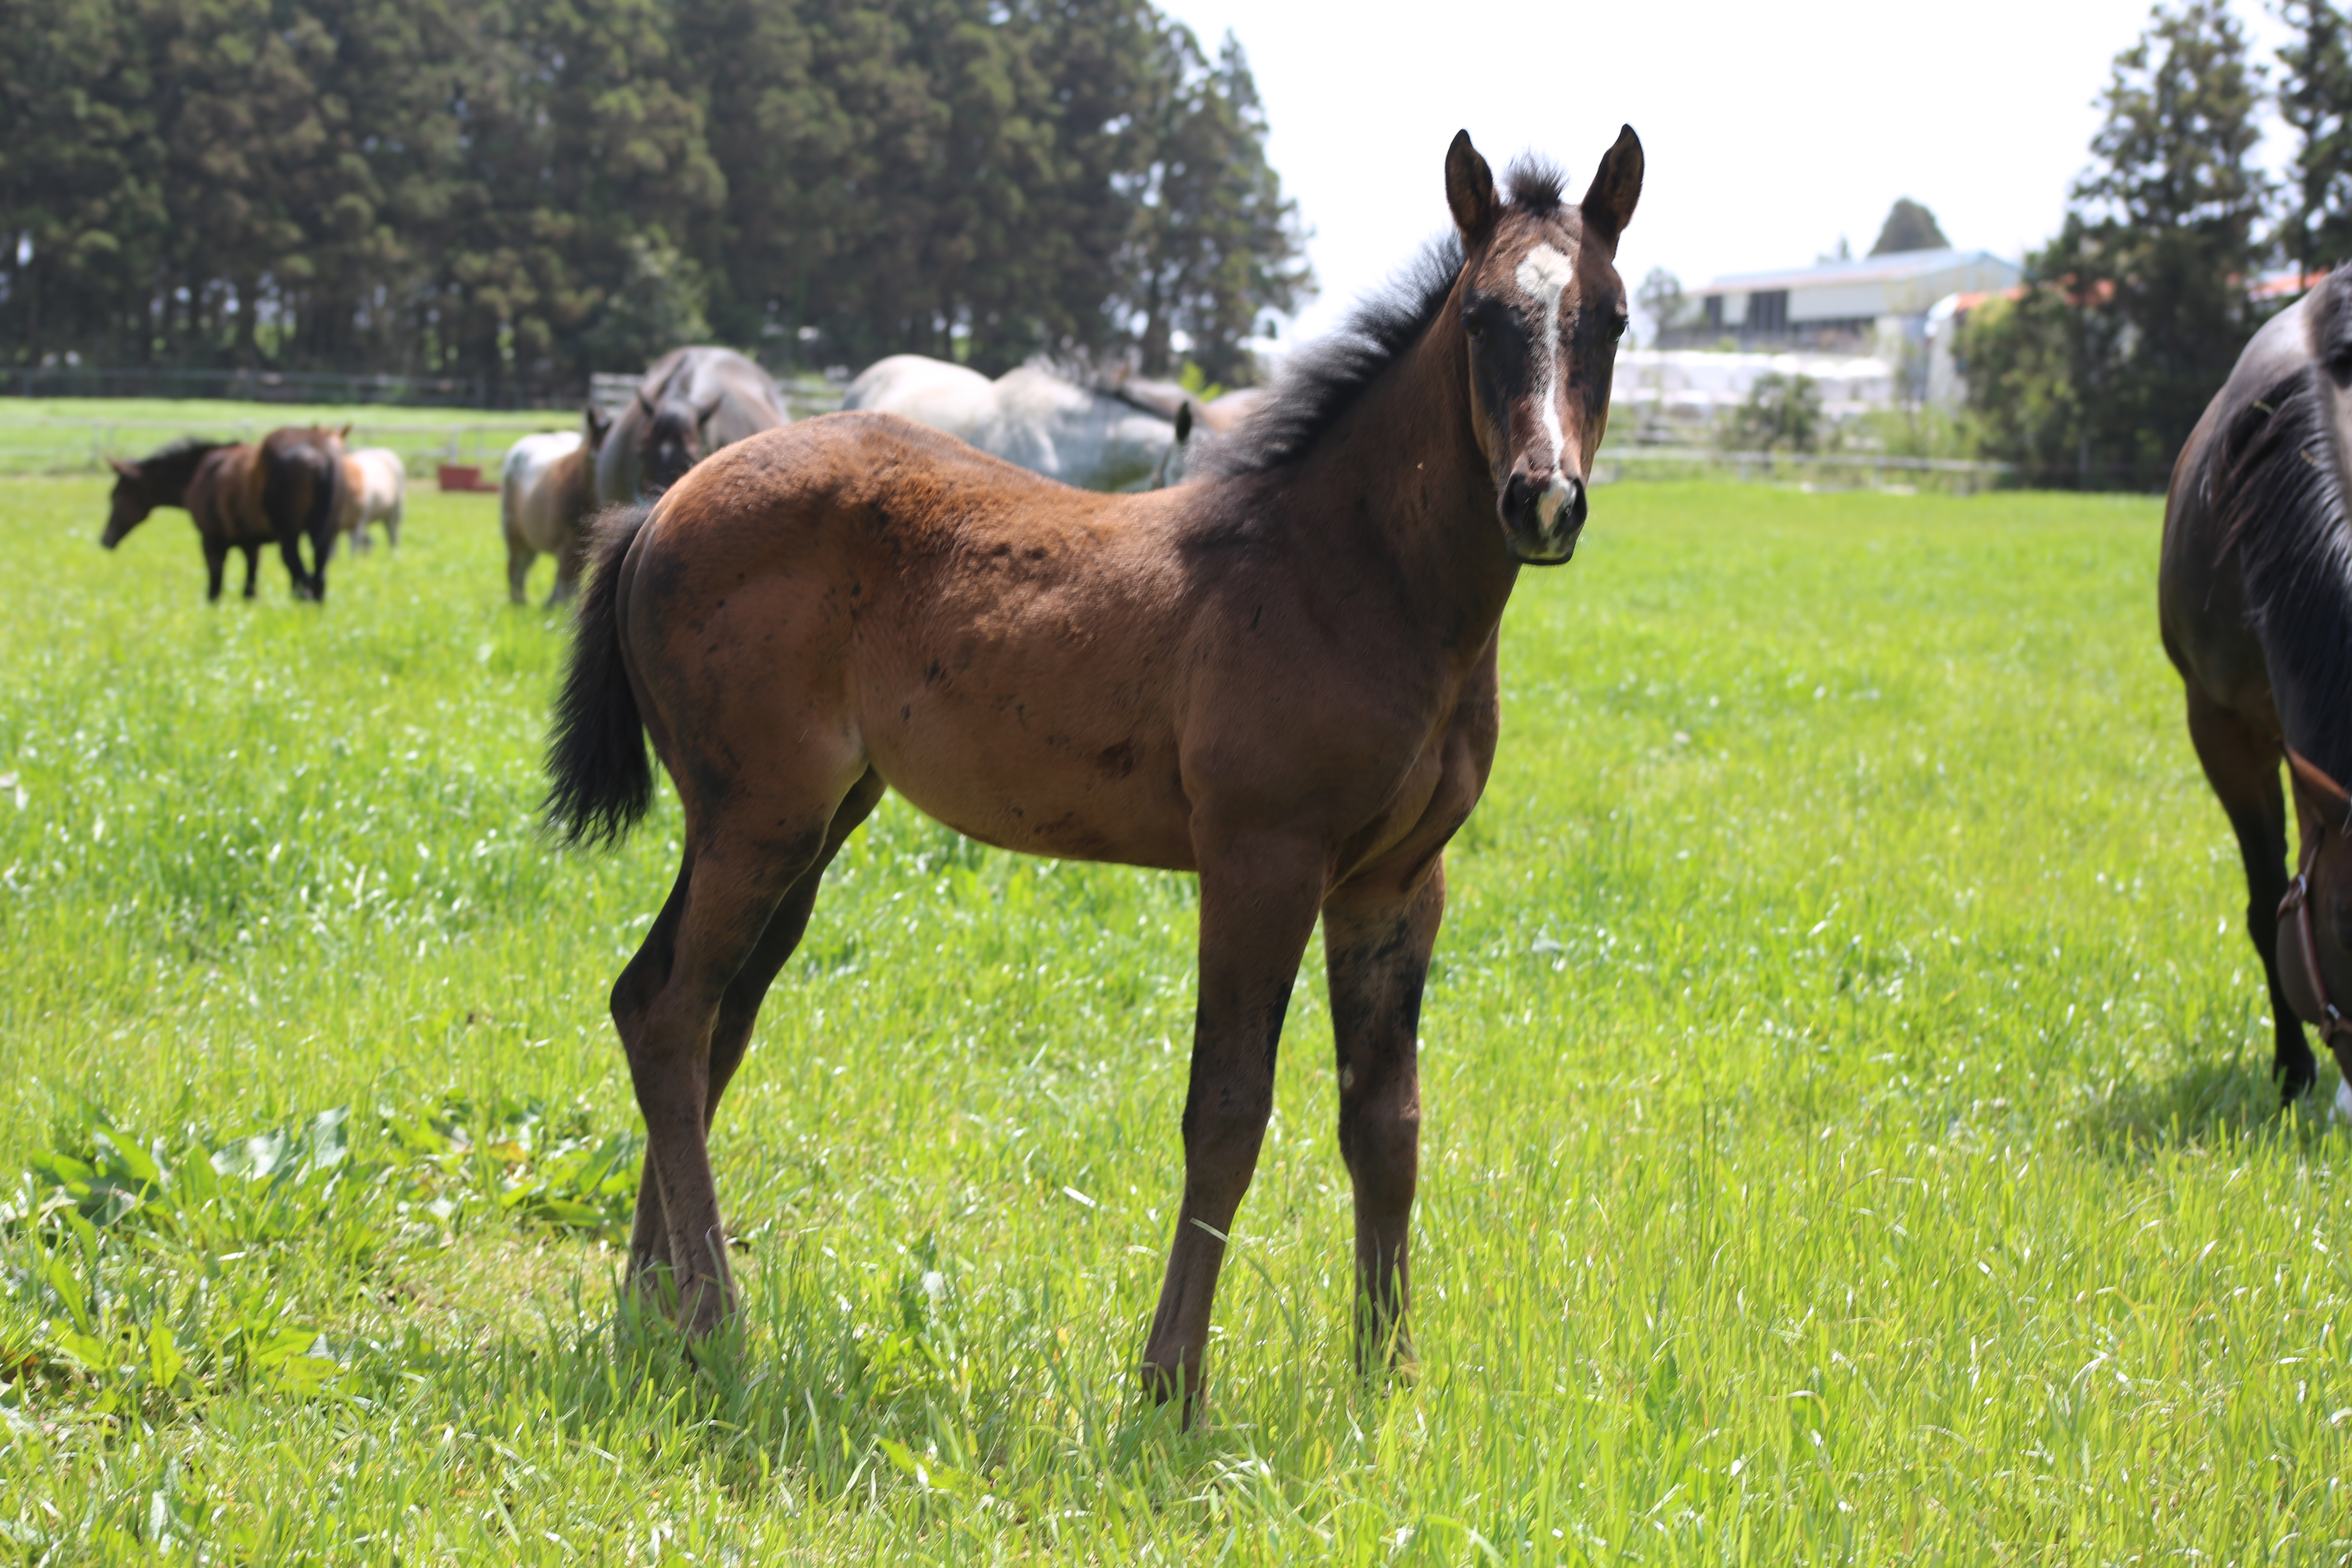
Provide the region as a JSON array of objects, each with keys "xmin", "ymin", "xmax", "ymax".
[{"xmin": 544, "ymin": 507, "xmax": 655, "ymax": 846}]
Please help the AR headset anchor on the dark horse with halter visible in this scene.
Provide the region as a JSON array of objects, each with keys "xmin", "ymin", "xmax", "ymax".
[
  {"xmin": 103, "ymin": 427, "xmax": 347, "ymax": 601},
  {"xmin": 546, "ymin": 128, "xmax": 1643, "ymax": 1415},
  {"xmin": 594, "ymin": 347, "xmax": 791, "ymax": 507},
  {"xmin": 2165, "ymin": 263, "xmax": 2352, "ymax": 1113}
]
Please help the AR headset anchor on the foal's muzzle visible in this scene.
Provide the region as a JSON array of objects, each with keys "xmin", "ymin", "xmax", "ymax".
[{"xmin": 1499, "ymin": 470, "xmax": 1586, "ymax": 564}]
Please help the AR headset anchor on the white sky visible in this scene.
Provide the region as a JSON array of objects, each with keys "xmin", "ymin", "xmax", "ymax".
[{"xmin": 1152, "ymin": 0, "xmax": 2296, "ymax": 343}]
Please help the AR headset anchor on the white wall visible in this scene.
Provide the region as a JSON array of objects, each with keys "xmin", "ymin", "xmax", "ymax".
[{"xmin": 1612, "ymin": 349, "xmax": 1898, "ymax": 426}]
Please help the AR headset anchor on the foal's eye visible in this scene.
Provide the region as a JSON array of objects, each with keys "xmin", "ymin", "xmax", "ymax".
[{"xmin": 1610, "ymin": 312, "xmax": 1630, "ymax": 342}]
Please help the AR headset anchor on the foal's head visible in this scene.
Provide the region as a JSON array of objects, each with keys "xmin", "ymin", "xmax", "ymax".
[
  {"xmin": 1446, "ymin": 126, "xmax": 1643, "ymax": 564},
  {"xmin": 637, "ymin": 385, "xmax": 721, "ymax": 496}
]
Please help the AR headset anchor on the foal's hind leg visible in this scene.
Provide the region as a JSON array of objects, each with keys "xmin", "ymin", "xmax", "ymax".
[
  {"xmin": 621, "ymin": 772, "xmax": 884, "ymax": 1288},
  {"xmin": 240, "ymin": 545, "xmax": 261, "ymax": 599},
  {"xmin": 2185, "ymin": 687, "xmax": 2312, "ymax": 1101},
  {"xmin": 204, "ymin": 541, "xmax": 229, "ymax": 603},
  {"xmin": 704, "ymin": 772, "xmax": 885, "ymax": 1117},
  {"xmin": 612, "ymin": 782, "xmax": 865, "ymax": 1333},
  {"xmin": 1322, "ymin": 860, "xmax": 1445, "ymax": 1376}
]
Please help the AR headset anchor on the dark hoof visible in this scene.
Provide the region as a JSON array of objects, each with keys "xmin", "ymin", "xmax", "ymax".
[
  {"xmin": 1137, "ymin": 1360, "xmax": 1203, "ymax": 1425},
  {"xmin": 2277, "ymin": 1043, "xmax": 2318, "ymax": 1106}
]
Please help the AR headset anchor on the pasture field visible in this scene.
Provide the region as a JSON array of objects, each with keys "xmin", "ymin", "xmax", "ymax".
[
  {"xmin": 0, "ymin": 474, "xmax": 2348, "ymax": 1563},
  {"xmin": 0, "ymin": 386, "xmax": 848, "ymax": 477},
  {"xmin": 0, "ymin": 399, "xmax": 573, "ymax": 480}
]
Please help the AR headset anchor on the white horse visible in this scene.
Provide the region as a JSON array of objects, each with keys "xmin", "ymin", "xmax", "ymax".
[
  {"xmin": 841, "ymin": 356, "xmax": 1181, "ymax": 492},
  {"xmin": 501, "ymin": 410, "xmax": 608, "ymax": 606},
  {"xmin": 335, "ymin": 447, "xmax": 406, "ymax": 553}
]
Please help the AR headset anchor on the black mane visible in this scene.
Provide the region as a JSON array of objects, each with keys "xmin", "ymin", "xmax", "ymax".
[
  {"xmin": 129, "ymin": 436, "xmax": 230, "ymax": 488},
  {"xmin": 2213, "ymin": 265, "xmax": 2352, "ymax": 771},
  {"xmin": 1505, "ymin": 156, "xmax": 1567, "ymax": 215},
  {"xmin": 1205, "ymin": 234, "xmax": 1465, "ymax": 479}
]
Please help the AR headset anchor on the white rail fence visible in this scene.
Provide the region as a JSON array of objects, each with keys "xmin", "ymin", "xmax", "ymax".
[{"xmin": 5, "ymin": 415, "xmax": 2007, "ymax": 492}]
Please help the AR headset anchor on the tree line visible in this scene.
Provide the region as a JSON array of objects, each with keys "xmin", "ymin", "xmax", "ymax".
[
  {"xmin": 0, "ymin": 0, "xmax": 1311, "ymax": 399},
  {"xmin": 1960, "ymin": 0, "xmax": 2352, "ymax": 488}
]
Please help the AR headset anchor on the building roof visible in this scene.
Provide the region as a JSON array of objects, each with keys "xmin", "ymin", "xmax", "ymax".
[{"xmin": 1691, "ymin": 248, "xmax": 2018, "ymax": 297}]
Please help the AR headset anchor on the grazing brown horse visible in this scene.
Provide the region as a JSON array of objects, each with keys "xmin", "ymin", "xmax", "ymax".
[
  {"xmin": 2163, "ymin": 262, "xmax": 2352, "ymax": 1111},
  {"xmin": 546, "ymin": 128, "xmax": 1643, "ymax": 1415},
  {"xmin": 104, "ymin": 427, "xmax": 347, "ymax": 601}
]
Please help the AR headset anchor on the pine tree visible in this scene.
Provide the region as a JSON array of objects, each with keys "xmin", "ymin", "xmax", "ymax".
[
  {"xmin": 2278, "ymin": 0, "xmax": 2352, "ymax": 278},
  {"xmin": 1965, "ymin": 0, "xmax": 2269, "ymax": 487}
]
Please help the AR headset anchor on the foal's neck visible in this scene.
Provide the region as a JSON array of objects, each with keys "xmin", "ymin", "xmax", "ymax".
[{"xmin": 1293, "ymin": 300, "xmax": 1519, "ymax": 645}]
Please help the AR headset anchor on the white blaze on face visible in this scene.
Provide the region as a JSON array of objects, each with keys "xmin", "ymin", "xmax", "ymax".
[{"xmin": 1514, "ymin": 242, "xmax": 1575, "ymax": 474}]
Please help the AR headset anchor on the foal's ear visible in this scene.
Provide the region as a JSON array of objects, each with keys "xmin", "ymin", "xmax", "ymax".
[
  {"xmin": 1580, "ymin": 125, "xmax": 1644, "ymax": 248},
  {"xmin": 108, "ymin": 457, "xmax": 138, "ymax": 478},
  {"xmin": 2290, "ymin": 747, "xmax": 2352, "ymax": 833},
  {"xmin": 1446, "ymin": 130, "xmax": 1499, "ymax": 245}
]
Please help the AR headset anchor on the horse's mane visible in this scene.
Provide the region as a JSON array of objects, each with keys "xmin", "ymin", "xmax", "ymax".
[
  {"xmin": 132, "ymin": 436, "xmax": 230, "ymax": 486},
  {"xmin": 142, "ymin": 435, "xmax": 227, "ymax": 462},
  {"xmin": 1504, "ymin": 155, "xmax": 1567, "ymax": 215},
  {"xmin": 1204, "ymin": 233, "xmax": 1466, "ymax": 479},
  {"xmin": 2213, "ymin": 264, "xmax": 2352, "ymax": 756}
]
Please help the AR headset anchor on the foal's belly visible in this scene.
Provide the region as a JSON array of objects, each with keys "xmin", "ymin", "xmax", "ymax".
[{"xmin": 863, "ymin": 695, "xmax": 1199, "ymax": 872}]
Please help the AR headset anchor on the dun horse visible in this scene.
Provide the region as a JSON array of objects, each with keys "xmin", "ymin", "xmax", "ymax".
[
  {"xmin": 502, "ymin": 410, "xmax": 611, "ymax": 606},
  {"xmin": 546, "ymin": 128, "xmax": 1643, "ymax": 1414},
  {"xmin": 336, "ymin": 446, "xmax": 407, "ymax": 554},
  {"xmin": 103, "ymin": 427, "xmax": 346, "ymax": 601},
  {"xmin": 2164, "ymin": 263, "xmax": 2352, "ymax": 1111}
]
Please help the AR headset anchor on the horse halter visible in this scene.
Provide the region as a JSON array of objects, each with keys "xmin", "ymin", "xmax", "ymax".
[{"xmin": 2277, "ymin": 747, "xmax": 2352, "ymax": 1051}]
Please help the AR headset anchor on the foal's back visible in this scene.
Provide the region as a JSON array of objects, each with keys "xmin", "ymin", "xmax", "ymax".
[{"xmin": 624, "ymin": 412, "xmax": 1297, "ymax": 867}]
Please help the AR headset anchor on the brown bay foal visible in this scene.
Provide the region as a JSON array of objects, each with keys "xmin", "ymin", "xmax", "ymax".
[
  {"xmin": 546, "ymin": 128, "xmax": 1644, "ymax": 1415},
  {"xmin": 104, "ymin": 426, "xmax": 347, "ymax": 601}
]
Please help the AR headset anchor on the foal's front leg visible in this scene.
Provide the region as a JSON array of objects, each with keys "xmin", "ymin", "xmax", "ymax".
[
  {"xmin": 1140, "ymin": 830, "xmax": 1326, "ymax": 1420},
  {"xmin": 1323, "ymin": 862, "xmax": 1445, "ymax": 1374}
]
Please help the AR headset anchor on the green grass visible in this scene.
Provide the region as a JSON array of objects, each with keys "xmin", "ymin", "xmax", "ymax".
[{"xmin": 2, "ymin": 476, "xmax": 2348, "ymax": 1562}]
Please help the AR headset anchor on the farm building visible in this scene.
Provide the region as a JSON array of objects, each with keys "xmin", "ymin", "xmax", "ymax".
[
  {"xmin": 1660, "ymin": 248, "xmax": 2024, "ymax": 361},
  {"xmin": 1610, "ymin": 348, "xmax": 1895, "ymax": 436}
]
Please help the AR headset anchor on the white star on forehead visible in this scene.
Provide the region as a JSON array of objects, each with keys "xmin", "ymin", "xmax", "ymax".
[{"xmin": 1515, "ymin": 243, "xmax": 1573, "ymax": 305}]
